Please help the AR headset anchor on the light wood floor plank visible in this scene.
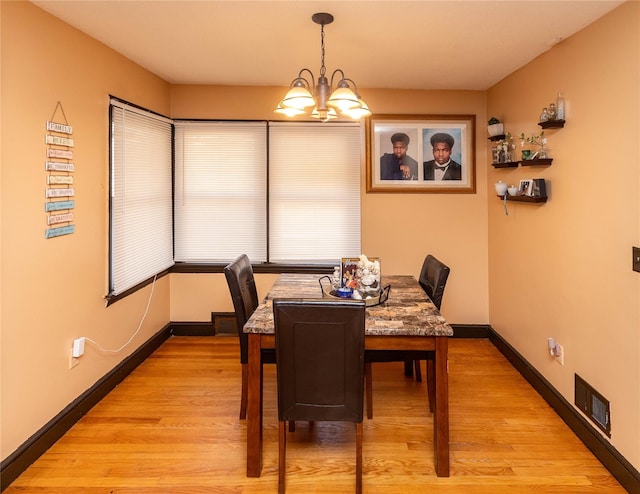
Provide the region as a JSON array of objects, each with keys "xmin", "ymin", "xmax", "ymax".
[{"xmin": 5, "ymin": 337, "xmax": 626, "ymax": 493}]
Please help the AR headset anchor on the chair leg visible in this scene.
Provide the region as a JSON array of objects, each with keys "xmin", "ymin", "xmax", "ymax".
[
  {"xmin": 355, "ymin": 422, "xmax": 363, "ymax": 494},
  {"xmin": 403, "ymin": 359, "xmax": 413, "ymax": 377},
  {"xmin": 279, "ymin": 421, "xmax": 286, "ymax": 494},
  {"xmin": 414, "ymin": 360, "xmax": 422, "ymax": 382},
  {"xmin": 426, "ymin": 357, "xmax": 435, "ymax": 413},
  {"xmin": 365, "ymin": 362, "xmax": 373, "ymax": 419},
  {"xmin": 240, "ymin": 363, "xmax": 248, "ymax": 420}
]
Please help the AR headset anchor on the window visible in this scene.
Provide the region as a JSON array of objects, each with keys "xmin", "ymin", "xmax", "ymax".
[
  {"xmin": 174, "ymin": 121, "xmax": 268, "ymax": 262},
  {"xmin": 109, "ymin": 99, "xmax": 174, "ymax": 296},
  {"xmin": 268, "ymin": 122, "xmax": 361, "ymax": 263},
  {"xmin": 174, "ymin": 121, "xmax": 361, "ymax": 264},
  {"xmin": 109, "ymin": 103, "xmax": 362, "ymax": 299}
]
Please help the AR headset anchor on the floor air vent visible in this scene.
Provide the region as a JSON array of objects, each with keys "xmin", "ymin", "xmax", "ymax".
[{"xmin": 575, "ymin": 374, "xmax": 611, "ymax": 437}]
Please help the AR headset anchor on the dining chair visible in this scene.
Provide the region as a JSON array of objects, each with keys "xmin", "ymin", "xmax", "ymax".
[
  {"xmin": 224, "ymin": 254, "xmax": 276, "ymax": 420},
  {"xmin": 273, "ymin": 298, "xmax": 366, "ymax": 494},
  {"xmin": 365, "ymin": 254, "xmax": 450, "ymax": 418}
]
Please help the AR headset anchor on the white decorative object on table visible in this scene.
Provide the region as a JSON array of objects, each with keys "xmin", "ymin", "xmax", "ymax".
[{"xmin": 356, "ymin": 254, "xmax": 381, "ymax": 295}]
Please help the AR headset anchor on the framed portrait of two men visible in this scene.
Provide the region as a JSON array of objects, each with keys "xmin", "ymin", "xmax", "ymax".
[{"xmin": 365, "ymin": 114, "xmax": 476, "ymax": 193}]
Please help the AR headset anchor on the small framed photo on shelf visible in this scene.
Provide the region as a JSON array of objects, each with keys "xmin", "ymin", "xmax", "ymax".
[
  {"xmin": 519, "ymin": 179, "xmax": 534, "ymax": 196},
  {"xmin": 531, "ymin": 178, "xmax": 547, "ymax": 198}
]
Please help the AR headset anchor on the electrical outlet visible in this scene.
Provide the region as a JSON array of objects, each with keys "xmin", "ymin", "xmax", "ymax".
[
  {"xmin": 555, "ymin": 343, "xmax": 564, "ymax": 365},
  {"xmin": 69, "ymin": 349, "xmax": 79, "ymax": 369},
  {"xmin": 72, "ymin": 337, "xmax": 85, "ymax": 357}
]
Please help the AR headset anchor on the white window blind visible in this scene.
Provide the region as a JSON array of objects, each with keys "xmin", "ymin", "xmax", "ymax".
[
  {"xmin": 110, "ymin": 100, "xmax": 174, "ymax": 295},
  {"xmin": 268, "ymin": 122, "xmax": 361, "ymax": 262},
  {"xmin": 173, "ymin": 121, "xmax": 268, "ymax": 262},
  {"xmin": 173, "ymin": 120, "xmax": 360, "ymax": 264}
]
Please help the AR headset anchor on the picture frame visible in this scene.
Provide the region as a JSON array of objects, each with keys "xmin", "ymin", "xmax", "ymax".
[
  {"xmin": 366, "ymin": 114, "xmax": 476, "ymax": 193},
  {"xmin": 341, "ymin": 258, "xmax": 360, "ymax": 289},
  {"xmin": 519, "ymin": 179, "xmax": 534, "ymax": 196}
]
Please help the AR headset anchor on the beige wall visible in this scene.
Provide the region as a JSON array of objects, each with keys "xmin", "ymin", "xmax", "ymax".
[
  {"xmin": 169, "ymin": 87, "xmax": 489, "ymax": 325},
  {"xmin": 2, "ymin": 0, "xmax": 638, "ymax": 476},
  {"xmin": 1, "ymin": 1, "xmax": 172, "ymax": 458},
  {"xmin": 487, "ymin": 2, "xmax": 639, "ymax": 466}
]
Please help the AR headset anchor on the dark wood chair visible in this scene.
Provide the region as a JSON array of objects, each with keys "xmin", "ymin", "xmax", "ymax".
[
  {"xmin": 224, "ymin": 254, "xmax": 276, "ymax": 420},
  {"xmin": 273, "ymin": 298, "xmax": 366, "ymax": 494},
  {"xmin": 364, "ymin": 254, "xmax": 450, "ymax": 418}
]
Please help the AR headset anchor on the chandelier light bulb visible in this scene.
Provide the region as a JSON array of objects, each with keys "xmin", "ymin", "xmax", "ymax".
[
  {"xmin": 310, "ymin": 106, "xmax": 338, "ymax": 122},
  {"xmin": 280, "ymin": 84, "xmax": 315, "ymax": 110},
  {"xmin": 274, "ymin": 104, "xmax": 306, "ymax": 117},
  {"xmin": 327, "ymin": 86, "xmax": 360, "ymax": 111},
  {"xmin": 343, "ymin": 99, "xmax": 372, "ymax": 119}
]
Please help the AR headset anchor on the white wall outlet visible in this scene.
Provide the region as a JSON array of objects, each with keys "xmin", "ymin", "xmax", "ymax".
[
  {"xmin": 555, "ymin": 343, "xmax": 564, "ymax": 365},
  {"xmin": 72, "ymin": 337, "xmax": 85, "ymax": 357}
]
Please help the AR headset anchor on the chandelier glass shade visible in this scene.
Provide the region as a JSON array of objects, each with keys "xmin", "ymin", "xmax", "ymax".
[{"xmin": 274, "ymin": 13, "xmax": 371, "ymax": 122}]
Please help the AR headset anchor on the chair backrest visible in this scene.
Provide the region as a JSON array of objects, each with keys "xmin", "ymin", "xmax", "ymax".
[
  {"xmin": 273, "ymin": 298, "xmax": 366, "ymax": 423},
  {"xmin": 418, "ymin": 254, "xmax": 450, "ymax": 310},
  {"xmin": 224, "ymin": 254, "xmax": 259, "ymax": 363}
]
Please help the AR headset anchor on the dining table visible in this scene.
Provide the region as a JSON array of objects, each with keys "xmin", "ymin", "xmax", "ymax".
[{"xmin": 243, "ymin": 273, "xmax": 454, "ymax": 478}]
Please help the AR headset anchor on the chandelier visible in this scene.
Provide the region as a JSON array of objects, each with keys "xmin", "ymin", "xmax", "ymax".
[{"xmin": 274, "ymin": 12, "xmax": 371, "ymax": 122}]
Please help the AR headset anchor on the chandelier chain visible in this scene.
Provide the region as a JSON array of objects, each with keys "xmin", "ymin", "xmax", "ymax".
[{"xmin": 320, "ymin": 24, "xmax": 326, "ymax": 78}]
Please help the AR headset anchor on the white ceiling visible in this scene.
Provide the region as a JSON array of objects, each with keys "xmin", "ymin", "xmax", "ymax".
[{"xmin": 31, "ymin": 0, "xmax": 624, "ymax": 90}]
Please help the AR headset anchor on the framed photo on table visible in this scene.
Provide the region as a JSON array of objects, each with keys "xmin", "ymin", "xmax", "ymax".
[{"xmin": 365, "ymin": 114, "xmax": 476, "ymax": 193}]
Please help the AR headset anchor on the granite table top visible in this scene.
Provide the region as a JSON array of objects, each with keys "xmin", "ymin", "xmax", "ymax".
[{"xmin": 244, "ymin": 273, "xmax": 454, "ymax": 337}]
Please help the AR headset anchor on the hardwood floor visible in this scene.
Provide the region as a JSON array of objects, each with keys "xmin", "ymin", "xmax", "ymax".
[{"xmin": 5, "ymin": 337, "xmax": 626, "ymax": 493}]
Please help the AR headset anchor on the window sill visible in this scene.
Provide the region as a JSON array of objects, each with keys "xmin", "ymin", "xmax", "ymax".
[{"xmin": 170, "ymin": 262, "xmax": 335, "ymax": 275}]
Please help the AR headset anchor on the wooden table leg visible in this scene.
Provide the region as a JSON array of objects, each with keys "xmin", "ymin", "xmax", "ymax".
[
  {"xmin": 246, "ymin": 333, "xmax": 263, "ymax": 477},
  {"xmin": 434, "ymin": 336, "xmax": 450, "ymax": 477}
]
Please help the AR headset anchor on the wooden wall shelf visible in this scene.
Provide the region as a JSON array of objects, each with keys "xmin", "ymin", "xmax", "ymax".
[
  {"xmin": 497, "ymin": 195, "xmax": 547, "ymax": 203},
  {"xmin": 538, "ymin": 119, "xmax": 565, "ymax": 129},
  {"xmin": 520, "ymin": 158, "xmax": 553, "ymax": 166},
  {"xmin": 492, "ymin": 161, "xmax": 519, "ymax": 168},
  {"xmin": 493, "ymin": 159, "xmax": 552, "ymax": 168}
]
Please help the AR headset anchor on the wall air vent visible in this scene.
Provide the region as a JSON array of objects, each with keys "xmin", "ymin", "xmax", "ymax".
[
  {"xmin": 575, "ymin": 374, "xmax": 611, "ymax": 437},
  {"xmin": 212, "ymin": 312, "xmax": 238, "ymax": 335}
]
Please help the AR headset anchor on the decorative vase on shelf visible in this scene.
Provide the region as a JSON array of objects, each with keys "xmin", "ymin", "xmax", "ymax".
[
  {"xmin": 556, "ymin": 92, "xmax": 565, "ymax": 120},
  {"xmin": 488, "ymin": 123, "xmax": 504, "ymax": 137},
  {"xmin": 495, "ymin": 181, "xmax": 508, "ymax": 196},
  {"xmin": 539, "ymin": 137, "xmax": 549, "ymax": 159},
  {"xmin": 539, "ymin": 107, "xmax": 550, "ymax": 122}
]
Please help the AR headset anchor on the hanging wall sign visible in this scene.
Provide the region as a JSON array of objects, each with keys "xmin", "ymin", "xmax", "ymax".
[
  {"xmin": 45, "ymin": 200, "xmax": 74, "ymax": 212},
  {"xmin": 45, "ymin": 225, "xmax": 75, "ymax": 239},
  {"xmin": 45, "ymin": 161, "xmax": 75, "ymax": 172},
  {"xmin": 46, "ymin": 148, "xmax": 73, "ymax": 159},
  {"xmin": 45, "ymin": 101, "xmax": 76, "ymax": 238},
  {"xmin": 46, "ymin": 187, "xmax": 75, "ymax": 198},
  {"xmin": 47, "ymin": 212, "xmax": 74, "ymax": 225},
  {"xmin": 47, "ymin": 175, "xmax": 73, "ymax": 185},
  {"xmin": 46, "ymin": 121, "xmax": 73, "ymax": 134},
  {"xmin": 45, "ymin": 135, "xmax": 75, "ymax": 147}
]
